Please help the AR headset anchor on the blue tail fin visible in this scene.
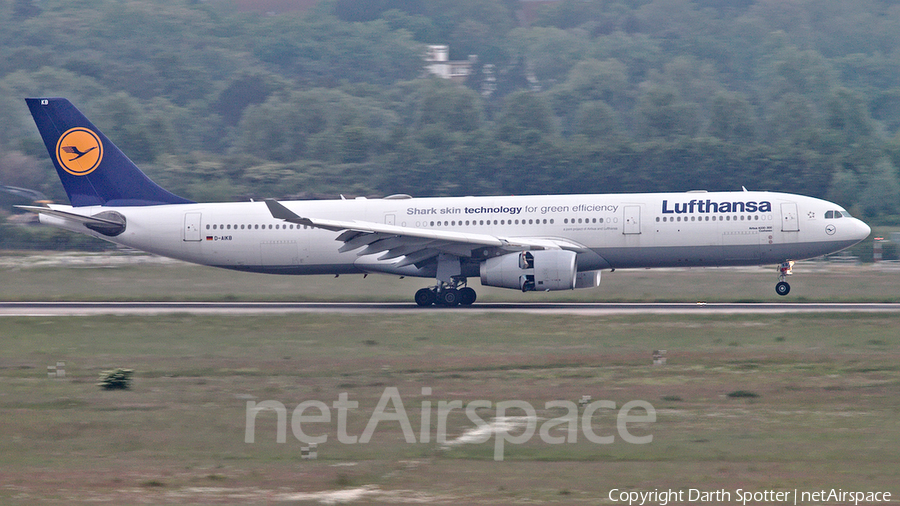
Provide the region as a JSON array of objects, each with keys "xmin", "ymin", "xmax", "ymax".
[{"xmin": 26, "ymin": 98, "xmax": 193, "ymax": 207}]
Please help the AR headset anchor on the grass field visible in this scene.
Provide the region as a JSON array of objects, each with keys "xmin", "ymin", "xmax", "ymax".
[
  {"xmin": 2, "ymin": 313, "xmax": 899, "ymax": 504},
  {"xmin": 1, "ymin": 255, "xmax": 899, "ymax": 504}
]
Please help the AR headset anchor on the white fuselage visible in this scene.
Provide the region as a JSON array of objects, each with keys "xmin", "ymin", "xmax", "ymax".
[{"xmin": 41, "ymin": 191, "xmax": 870, "ymax": 278}]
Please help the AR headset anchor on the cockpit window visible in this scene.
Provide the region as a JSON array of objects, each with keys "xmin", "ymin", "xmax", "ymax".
[{"xmin": 825, "ymin": 210, "xmax": 848, "ymax": 219}]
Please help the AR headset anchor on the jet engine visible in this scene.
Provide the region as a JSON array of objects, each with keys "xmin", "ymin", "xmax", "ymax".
[{"xmin": 480, "ymin": 250, "xmax": 578, "ymax": 291}]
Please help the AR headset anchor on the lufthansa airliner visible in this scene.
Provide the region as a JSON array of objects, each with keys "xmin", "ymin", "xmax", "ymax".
[{"xmin": 20, "ymin": 98, "xmax": 871, "ymax": 305}]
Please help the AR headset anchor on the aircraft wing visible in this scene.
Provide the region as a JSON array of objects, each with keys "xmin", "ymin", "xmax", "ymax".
[{"xmin": 265, "ymin": 199, "xmax": 588, "ymax": 267}]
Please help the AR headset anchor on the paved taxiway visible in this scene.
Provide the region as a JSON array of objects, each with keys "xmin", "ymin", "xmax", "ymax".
[{"xmin": 2, "ymin": 301, "xmax": 900, "ymax": 316}]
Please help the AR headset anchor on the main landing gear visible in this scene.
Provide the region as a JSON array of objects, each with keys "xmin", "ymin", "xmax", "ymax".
[
  {"xmin": 415, "ymin": 280, "xmax": 477, "ymax": 307},
  {"xmin": 775, "ymin": 261, "xmax": 794, "ymax": 296}
]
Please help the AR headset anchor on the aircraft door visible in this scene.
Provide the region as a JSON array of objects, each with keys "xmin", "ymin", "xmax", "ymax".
[
  {"xmin": 384, "ymin": 214, "xmax": 396, "ymax": 225},
  {"xmin": 781, "ymin": 203, "xmax": 799, "ymax": 232},
  {"xmin": 623, "ymin": 205, "xmax": 641, "ymax": 234},
  {"xmin": 183, "ymin": 212, "xmax": 202, "ymax": 241}
]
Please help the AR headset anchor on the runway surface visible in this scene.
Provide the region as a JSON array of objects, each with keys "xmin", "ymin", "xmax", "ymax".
[{"xmin": 2, "ymin": 301, "xmax": 900, "ymax": 316}]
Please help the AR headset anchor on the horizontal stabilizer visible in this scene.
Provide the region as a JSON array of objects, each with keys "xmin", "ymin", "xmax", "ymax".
[{"xmin": 16, "ymin": 205, "xmax": 126, "ymax": 236}]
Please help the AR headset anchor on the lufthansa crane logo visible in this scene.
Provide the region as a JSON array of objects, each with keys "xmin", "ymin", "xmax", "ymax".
[{"xmin": 56, "ymin": 127, "xmax": 103, "ymax": 176}]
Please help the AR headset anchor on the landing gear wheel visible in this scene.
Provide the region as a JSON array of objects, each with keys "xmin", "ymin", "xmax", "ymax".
[
  {"xmin": 415, "ymin": 288, "xmax": 436, "ymax": 306},
  {"xmin": 458, "ymin": 287, "xmax": 477, "ymax": 305},
  {"xmin": 775, "ymin": 281, "xmax": 791, "ymax": 296},
  {"xmin": 439, "ymin": 288, "xmax": 460, "ymax": 306}
]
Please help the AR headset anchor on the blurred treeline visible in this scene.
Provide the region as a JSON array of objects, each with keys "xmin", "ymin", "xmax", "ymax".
[{"xmin": 2, "ymin": 0, "xmax": 900, "ymax": 223}]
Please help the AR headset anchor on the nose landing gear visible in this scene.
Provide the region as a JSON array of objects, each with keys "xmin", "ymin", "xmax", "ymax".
[{"xmin": 775, "ymin": 261, "xmax": 794, "ymax": 296}]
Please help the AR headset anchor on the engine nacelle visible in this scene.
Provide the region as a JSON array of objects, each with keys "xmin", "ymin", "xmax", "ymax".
[
  {"xmin": 480, "ymin": 250, "xmax": 578, "ymax": 292},
  {"xmin": 575, "ymin": 269, "xmax": 601, "ymax": 289}
]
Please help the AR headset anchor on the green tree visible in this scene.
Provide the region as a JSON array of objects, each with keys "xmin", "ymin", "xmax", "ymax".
[
  {"xmin": 414, "ymin": 79, "xmax": 484, "ymax": 132},
  {"xmin": 507, "ymin": 27, "xmax": 593, "ymax": 84},
  {"xmin": 92, "ymin": 92, "xmax": 165, "ymax": 163},
  {"xmin": 827, "ymin": 168, "xmax": 861, "ymax": 209},
  {"xmin": 859, "ymin": 159, "xmax": 900, "ymax": 217},
  {"xmin": 635, "ymin": 85, "xmax": 699, "ymax": 139},
  {"xmin": 237, "ymin": 92, "xmax": 329, "ymax": 163},
  {"xmin": 214, "ymin": 71, "xmax": 288, "ymax": 126},
  {"xmin": 573, "ymin": 101, "xmax": 623, "ymax": 143},
  {"xmin": 708, "ymin": 92, "xmax": 755, "ymax": 143},
  {"xmin": 550, "ymin": 58, "xmax": 630, "ymax": 131},
  {"xmin": 495, "ymin": 91, "xmax": 557, "ymax": 145},
  {"xmin": 825, "ymin": 87, "xmax": 874, "ymax": 143},
  {"xmin": 764, "ymin": 92, "xmax": 818, "ymax": 146}
]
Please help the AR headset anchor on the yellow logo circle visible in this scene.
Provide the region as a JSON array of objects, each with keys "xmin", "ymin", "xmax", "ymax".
[{"xmin": 56, "ymin": 127, "xmax": 103, "ymax": 176}]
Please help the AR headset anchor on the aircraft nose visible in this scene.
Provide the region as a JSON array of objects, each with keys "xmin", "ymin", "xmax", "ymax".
[{"xmin": 854, "ymin": 218, "xmax": 871, "ymax": 241}]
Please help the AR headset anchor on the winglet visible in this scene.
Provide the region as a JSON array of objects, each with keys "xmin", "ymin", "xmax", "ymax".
[
  {"xmin": 264, "ymin": 198, "xmax": 297, "ymax": 220},
  {"xmin": 264, "ymin": 199, "xmax": 305, "ymax": 222}
]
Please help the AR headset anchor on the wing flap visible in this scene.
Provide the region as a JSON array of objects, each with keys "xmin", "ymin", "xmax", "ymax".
[
  {"xmin": 338, "ymin": 233, "xmax": 384, "ymax": 253},
  {"xmin": 394, "ymin": 248, "xmax": 441, "ymax": 268}
]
